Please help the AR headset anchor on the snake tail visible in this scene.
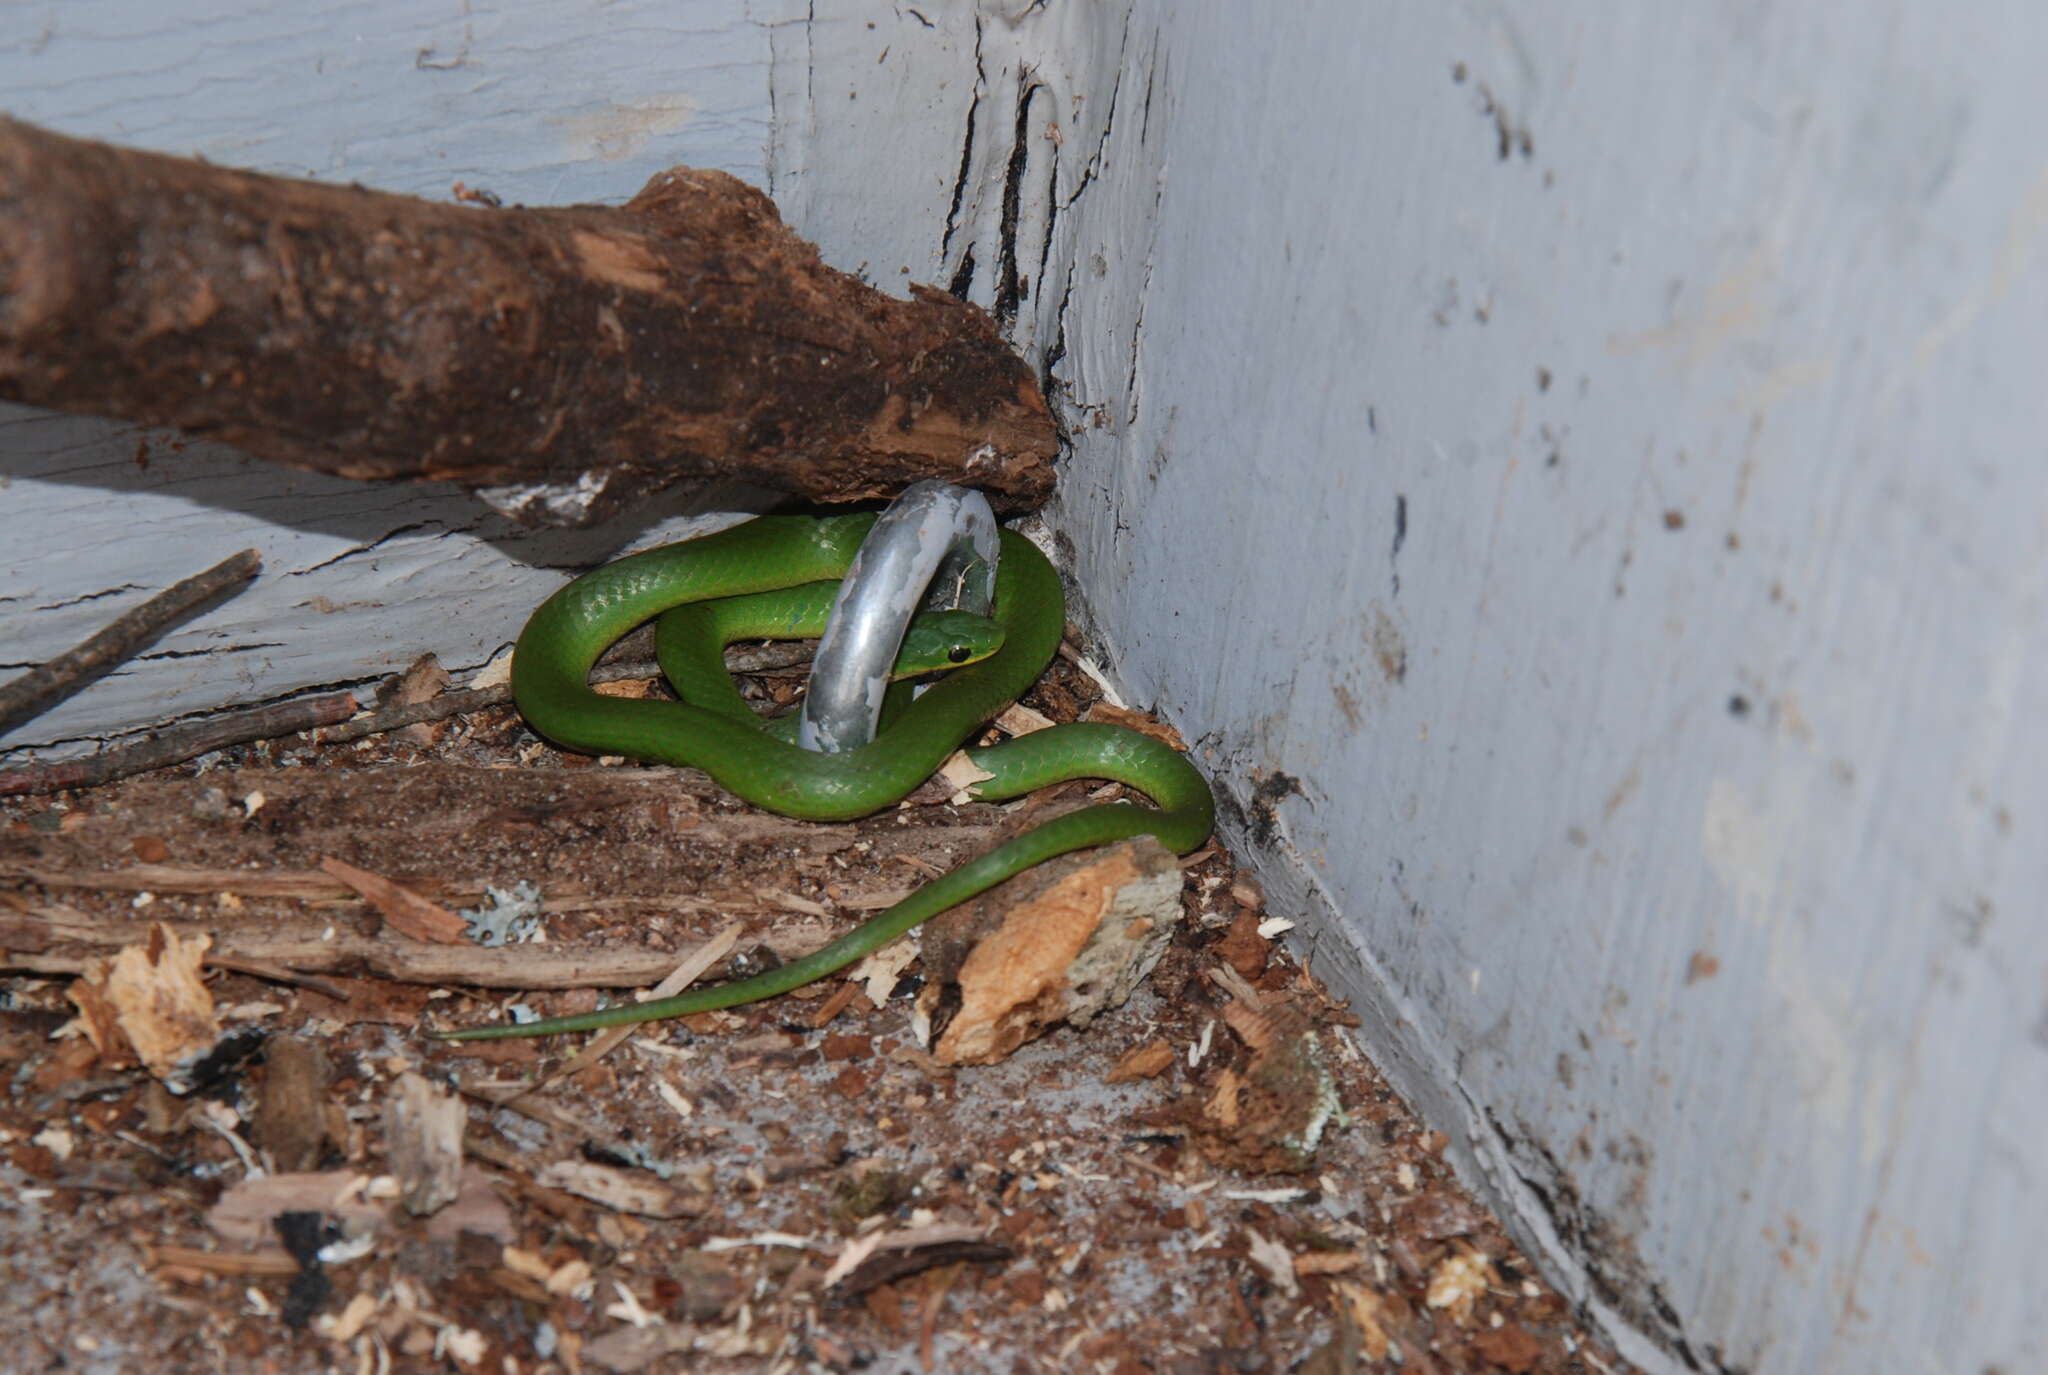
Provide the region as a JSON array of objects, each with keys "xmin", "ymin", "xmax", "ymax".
[{"xmin": 431, "ymin": 726, "xmax": 1212, "ymax": 1040}]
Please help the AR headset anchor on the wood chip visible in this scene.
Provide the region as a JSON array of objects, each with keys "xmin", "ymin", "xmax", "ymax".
[
  {"xmin": 591, "ymin": 677, "xmax": 656, "ymax": 699},
  {"xmin": 1331, "ymin": 1281, "xmax": 1393, "ymax": 1361},
  {"xmin": 207, "ymin": 1172, "xmax": 395, "ymax": 1248},
  {"xmin": 1220, "ymin": 997, "xmax": 1279, "ymax": 1056},
  {"xmin": 533, "ymin": 1161, "xmax": 704, "ymax": 1219},
  {"xmin": 1243, "ymin": 1229, "xmax": 1300, "ymax": 1299},
  {"xmin": 821, "ymin": 1222, "xmax": 1011, "ymax": 1295},
  {"xmin": 1080, "ymin": 701, "xmax": 1188, "ymax": 749},
  {"xmin": 253, "ymin": 1036, "xmax": 333, "ymax": 1172},
  {"xmin": 921, "ymin": 839, "xmax": 1181, "ymax": 1066},
  {"xmin": 1470, "ymin": 1322, "xmax": 1545, "ymax": 1373},
  {"xmin": 383, "ymin": 653, "xmax": 452, "ymax": 744},
  {"xmin": 1425, "ymin": 1248, "xmax": 1493, "ymax": 1322},
  {"xmin": 580, "ymin": 1324, "xmax": 696, "ymax": 1372},
  {"xmin": 938, "ymin": 750, "xmax": 995, "ymax": 801},
  {"xmin": 144, "ymin": 1245, "xmax": 300, "ymax": 1277},
  {"xmin": 500, "ymin": 1246, "xmax": 553, "ymax": 1283},
  {"xmin": 1205, "ymin": 961, "xmax": 1267, "ymax": 1010},
  {"xmin": 423, "ymin": 1168, "xmax": 518, "ymax": 1244},
  {"xmin": 321, "ymin": 1290, "xmax": 380, "ymax": 1343},
  {"xmin": 1293, "ymin": 1250, "xmax": 1366, "ymax": 1275},
  {"xmin": 807, "ymin": 979, "xmax": 864, "ymax": 1029},
  {"xmin": 847, "ymin": 938, "xmax": 918, "ymax": 1008},
  {"xmin": 1104, "ymin": 1039, "xmax": 1175, "ymax": 1084},
  {"xmin": 72, "ymin": 922, "xmax": 219, "ymax": 1091},
  {"xmin": 318, "ymin": 856, "xmax": 468, "ymax": 943},
  {"xmin": 819, "ymin": 1033, "xmax": 870, "ymax": 1062},
  {"xmin": 1215, "ymin": 906, "xmax": 1272, "ymax": 981},
  {"xmin": 384, "ymin": 1071, "xmax": 464, "ymax": 1215},
  {"xmin": 993, "ymin": 703, "xmax": 1056, "ymax": 736}
]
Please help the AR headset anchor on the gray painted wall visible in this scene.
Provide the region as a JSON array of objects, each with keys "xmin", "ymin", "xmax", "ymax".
[
  {"xmin": 1039, "ymin": 5, "xmax": 2046, "ymax": 1372},
  {"xmin": 3, "ymin": 4, "xmax": 2041, "ymax": 1372}
]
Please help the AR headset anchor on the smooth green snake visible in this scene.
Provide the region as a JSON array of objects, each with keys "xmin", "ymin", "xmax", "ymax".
[{"xmin": 430, "ymin": 511, "xmax": 1213, "ymax": 1041}]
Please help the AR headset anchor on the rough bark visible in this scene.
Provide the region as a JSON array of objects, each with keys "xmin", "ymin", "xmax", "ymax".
[{"xmin": 0, "ymin": 117, "xmax": 1056, "ymax": 526}]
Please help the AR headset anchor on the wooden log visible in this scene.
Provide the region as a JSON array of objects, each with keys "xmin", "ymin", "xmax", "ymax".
[{"xmin": 0, "ymin": 117, "xmax": 1056, "ymax": 526}]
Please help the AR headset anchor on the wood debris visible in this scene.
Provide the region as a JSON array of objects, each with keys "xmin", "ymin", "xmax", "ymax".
[
  {"xmin": 1080, "ymin": 700, "xmax": 1188, "ymax": 749},
  {"xmin": 376, "ymin": 652, "xmax": 452, "ymax": 734},
  {"xmin": 0, "ymin": 639, "xmax": 1638, "ymax": 1375},
  {"xmin": 1181, "ymin": 980, "xmax": 1343, "ymax": 1174},
  {"xmin": 206, "ymin": 1173, "xmax": 397, "ymax": 1249},
  {"xmin": 992, "ymin": 702, "xmax": 1056, "ymax": 736},
  {"xmin": 253, "ymin": 1036, "xmax": 335, "ymax": 1172},
  {"xmin": 918, "ymin": 837, "xmax": 1182, "ymax": 1065},
  {"xmin": 318, "ymin": 857, "xmax": 469, "ymax": 944},
  {"xmin": 534, "ymin": 1161, "xmax": 706, "ymax": 1219},
  {"xmin": 67, "ymin": 922, "xmax": 219, "ymax": 1092},
  {"xmin": 1426, "ymin": 1246, "xmax": 1497, "ymax": 1324},
  {"xmin": 383, "ymin": 1071, "xmax": 464, "ymax": 1215},
  {"xmin": 1104, "ymin": 1038, "xmax": 1176, "ymax": 1084},
  {"xmin": 822, "ymin": 1223, "xmax": 1013, "ymax": 1297}
]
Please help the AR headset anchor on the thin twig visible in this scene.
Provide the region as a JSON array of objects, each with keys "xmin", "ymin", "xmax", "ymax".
[
  {"xmin": 0, "ymin": 901, "xmax": 718, "ymax": 989},
  {"xmin": 0, "ymin": 549, "xmax": 261, "ymax": 736},
  {"xmin": 0, "ymin": 691, "xmax": 358, "ymax": 798},
  {"xmin": 143, "ymin": 1245, "xmax": 300, "ymax": 1277},
  {"xmin": 314, "ymin": 684, "xmax": 512, "ymax": 744},
  {"xmin": 541, "ymin": 921, "xmax": 744, "ymax": 1086},
  {"xmin": 204, "ymin": 955, "xmax": 356, "ymax": 1003}
]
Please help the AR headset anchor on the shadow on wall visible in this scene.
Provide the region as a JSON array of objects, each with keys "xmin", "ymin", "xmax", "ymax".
[{"xmin": 0, "ymin": 402, "xmax": 792, "ymax": 572}]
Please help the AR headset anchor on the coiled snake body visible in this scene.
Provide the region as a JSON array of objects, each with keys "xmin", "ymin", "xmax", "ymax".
[{"xmin": 432, "ymin": 512, "xmax": 1213, "ymax": 1041}]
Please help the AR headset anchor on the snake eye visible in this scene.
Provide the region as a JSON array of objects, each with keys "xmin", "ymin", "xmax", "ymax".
[{"xmin": 947, "ymin": 645, "xmax": 973, "ymax": 664}]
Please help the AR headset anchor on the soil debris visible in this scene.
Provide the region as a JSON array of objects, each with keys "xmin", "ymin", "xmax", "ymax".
[{"xmin": 0, "ymin": 648, "xmax": 1635, "ymax": 1374}]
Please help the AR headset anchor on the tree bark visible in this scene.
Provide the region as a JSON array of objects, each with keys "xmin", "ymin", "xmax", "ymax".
[{"xmin": 0, "ymin": 117, "xmax": 1056, "ymax": 525}]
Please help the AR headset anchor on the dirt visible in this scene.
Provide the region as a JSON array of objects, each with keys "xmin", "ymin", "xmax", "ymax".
[{"xmin": 0, "ymin": 652, "xmax": 1636, "ymax": 1375}]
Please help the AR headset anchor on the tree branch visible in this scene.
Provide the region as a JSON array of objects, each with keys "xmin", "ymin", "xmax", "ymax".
[{"xmin": 0, "ymin": 117, "xmax": 1057, "ymax": 526}]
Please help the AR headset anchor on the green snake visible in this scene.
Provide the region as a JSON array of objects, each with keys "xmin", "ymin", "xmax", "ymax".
[{"xmin": 431, "ymin": 512, "xmax": 1214, "ymax": 1041}]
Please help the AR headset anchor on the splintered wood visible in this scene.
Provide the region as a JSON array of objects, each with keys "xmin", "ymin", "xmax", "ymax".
[
  {"xmin": 66, "ymin": 922, "xmax": 219, "ymax": 1092},
  {"xmin": 919, "ymin": 838, "xmax": 1183, "ymax": 1066}
]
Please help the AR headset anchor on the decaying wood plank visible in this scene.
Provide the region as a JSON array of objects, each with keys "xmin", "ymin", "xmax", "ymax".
[
  {"xmin": 0, "ymin": 901, "xmax": 722, "ymax": 990},
  {"xmin": 0, "ymin": 117, "xmax": 1056, "ymax": 526},
  {"xmin": 0, "ymin": 761, "xmax": 1021, "ymax": 991}
]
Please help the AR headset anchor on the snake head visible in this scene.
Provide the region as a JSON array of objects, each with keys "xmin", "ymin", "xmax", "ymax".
[{"xmin": 895, "ymin": 609, "xmax": 1005, "ymax": 679}]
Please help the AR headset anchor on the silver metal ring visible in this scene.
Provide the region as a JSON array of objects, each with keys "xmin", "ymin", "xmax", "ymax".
[{"xmin": 798, "ymin": 480, "xmax": 1000, "ymax": 753}]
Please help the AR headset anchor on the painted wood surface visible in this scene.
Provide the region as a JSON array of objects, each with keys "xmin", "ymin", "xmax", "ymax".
[
  {"xmin": 0, "ymin": 0, "xmax": 793, "ymax": 752},
  {"xmin": 3, "ymin": 4, "xmax": 2040, "ymax": 1372},
  {"xmin": 1034, "ymin": 5, "xmax": 2046, "ymax": 1372}
]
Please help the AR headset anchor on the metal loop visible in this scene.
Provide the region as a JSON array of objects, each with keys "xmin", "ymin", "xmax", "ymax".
[{"xmin": 798, "ymin": 481, "xmax": 1000, "ymax": 753}]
